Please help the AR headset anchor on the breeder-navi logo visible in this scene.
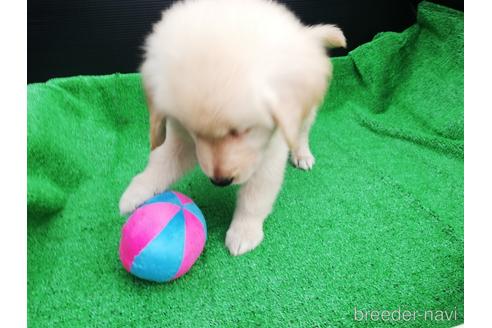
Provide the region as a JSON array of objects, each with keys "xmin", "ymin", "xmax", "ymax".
[{"xmin": 354, "ymin": 306, "xmax": 459, "ymax": 322}]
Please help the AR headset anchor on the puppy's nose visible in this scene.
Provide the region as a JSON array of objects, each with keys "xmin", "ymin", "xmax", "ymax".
[{"xmin": 210, "ymin": 177, "xmax": 233, "ymax": 187}]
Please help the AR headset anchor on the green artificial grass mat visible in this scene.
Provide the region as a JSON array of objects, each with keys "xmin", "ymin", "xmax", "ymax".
[{"xmin": 27, "ymin": 2, "xmax": 463, "ymax": 327}]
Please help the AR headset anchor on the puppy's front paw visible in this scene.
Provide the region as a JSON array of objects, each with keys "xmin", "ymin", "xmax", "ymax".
[
  {"xmin": 291, "ymin": 148, "xmax": 315, "ymax": 170},
  {"xmin": 225, "ymin": 220, "xmax": 264, "ymax": 256},
  {"xmin": 119, "ymin": 174, "xmax": 160, "ymax": 215}
]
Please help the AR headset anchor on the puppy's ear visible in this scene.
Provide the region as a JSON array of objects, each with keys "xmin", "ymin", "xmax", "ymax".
[
  {"xmin": 142, "ymin": 79, "xmax": 166, "ymax": 150},
  {"xmin": 270, "ymin": 105, "xmax": 303, "ymax": 151},
  {"xmin": 149, "ymin": 110, "xmax": 166, "ymax": 150},
  {"xmin": 264, "ymin": 88, "xmax": 302, "ymax": 150},
  {"xmin": 307, "ymin": 24, "xmax": 346, "ymax": 49}
]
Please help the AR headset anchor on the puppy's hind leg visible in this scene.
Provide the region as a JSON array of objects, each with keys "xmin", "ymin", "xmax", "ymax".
[
  {"xmin": 119, "ymin": 120, "xmax": 196, "ymax": 214},
  {"xmin": 290, "ymin": 107, "xmax": 317, "ymax": 170}
]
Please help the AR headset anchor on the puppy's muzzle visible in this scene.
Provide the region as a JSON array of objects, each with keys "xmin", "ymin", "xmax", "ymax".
[{"xmin": 210, "ymin": 177, "xmax": 233, "ymax": 187}]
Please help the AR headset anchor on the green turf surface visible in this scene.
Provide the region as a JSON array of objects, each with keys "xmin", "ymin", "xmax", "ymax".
[{"xmin": 28, "ymin": 2, "xmax": 463, "ymax": 327}]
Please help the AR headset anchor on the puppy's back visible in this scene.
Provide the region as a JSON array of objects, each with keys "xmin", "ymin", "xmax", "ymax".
[{"xmin": 142, "ymin": 0, "xmax": 341, "ymax": 125}]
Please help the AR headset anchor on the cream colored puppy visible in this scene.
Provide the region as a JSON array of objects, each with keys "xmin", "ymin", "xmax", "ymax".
[{"xmin": 119, "ymin": 0, "xmax": 346, "ymax": 256}]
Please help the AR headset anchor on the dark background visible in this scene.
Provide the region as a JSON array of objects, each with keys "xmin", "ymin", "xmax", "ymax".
[{"xmin": 27, "ymin": 0, "xmax": 463, "ymax": 83}]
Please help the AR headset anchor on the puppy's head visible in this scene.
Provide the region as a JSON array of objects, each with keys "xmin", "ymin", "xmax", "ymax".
[{"xmin": 182, "ymin": 89, "xmax": 277, "ymax": 186}]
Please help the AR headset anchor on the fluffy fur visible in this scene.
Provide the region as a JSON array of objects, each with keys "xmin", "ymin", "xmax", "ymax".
[{"xmin": 119, "ymin": 0, "xmax": 346, "ymax": 256}]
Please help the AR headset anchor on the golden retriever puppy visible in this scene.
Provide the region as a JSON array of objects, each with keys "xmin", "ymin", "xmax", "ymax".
[{"xmin": 119, "ymin": 0, "xmax": 346, "ymax": 255}]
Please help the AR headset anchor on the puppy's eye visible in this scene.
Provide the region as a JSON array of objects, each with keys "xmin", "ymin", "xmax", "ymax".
[
  {"xmin": 229, "ymin": 129, "xmax": 240, "ymax": 137},
  {"xmin": 229, "ymin": 128, "xmax": 251, "ymax": 137}
]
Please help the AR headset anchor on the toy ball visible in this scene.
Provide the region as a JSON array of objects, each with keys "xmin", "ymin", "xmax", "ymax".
[{"xmin": 119, "ymin": 191, "xmax": 207, "ymax": 282}]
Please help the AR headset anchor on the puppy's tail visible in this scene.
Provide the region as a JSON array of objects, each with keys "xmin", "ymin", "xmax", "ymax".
[{"xmin": 307, "ymin": 24, "xmax": 347, "ymax": 49}]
